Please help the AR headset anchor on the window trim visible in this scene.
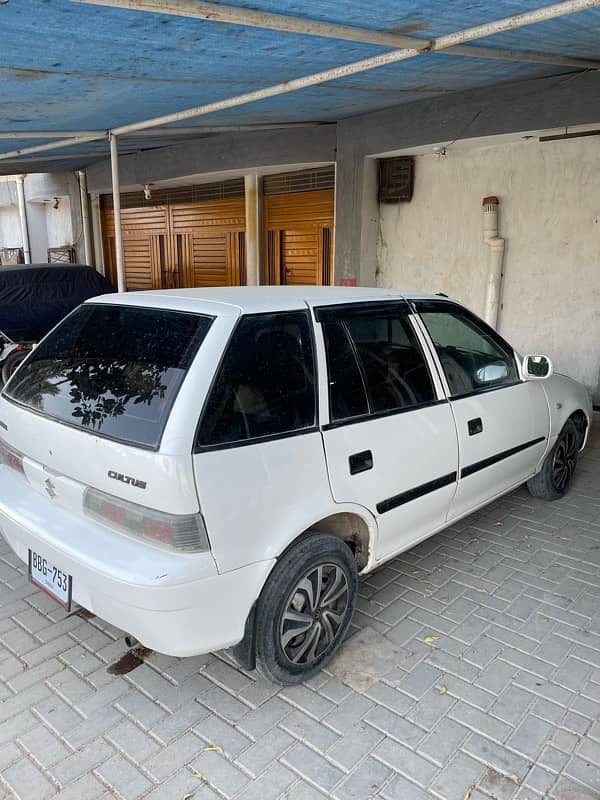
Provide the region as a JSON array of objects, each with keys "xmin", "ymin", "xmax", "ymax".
[
  {"xmin": 413, "ymin": 299, "xmax": 522, "ymax": 400},
  {"xmin": 322, "ymin": 398, "xmax": 448, "ymax": 431},
  {"xmin": 194, "ymin": 309, "xmax": 319, "ymax": 453},
  {"xmin": 317, "ymin": 300, "xmax": 442, "ymax": 427},
  {"xmin": 4, "ymin": 303, "xmax": 215, "ymax": 453}
]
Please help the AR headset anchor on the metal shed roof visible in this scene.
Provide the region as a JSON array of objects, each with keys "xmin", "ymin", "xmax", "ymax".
[{"xmin": 1, "ymin": 0, "xmax": 599, "ymax": 174}]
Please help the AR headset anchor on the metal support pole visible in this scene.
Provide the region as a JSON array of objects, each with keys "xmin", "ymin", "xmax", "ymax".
[
  {"xmin": 110, "ymin": 134, "xmax": 126, "ymax": 292},
  {"xmin": 244, "ymin": 175, "xmax": 262, "ymax": 285},
  {"xmin": 15, "ymin": 175, "xmax": 31, "ymax": 264},
  {"xmin": 90, "ymin": 193, "xmax": 106, "ymax": 275},
  {"xmin": 77, "ymin": 170, "xmax": 94, "ymax": 266}
]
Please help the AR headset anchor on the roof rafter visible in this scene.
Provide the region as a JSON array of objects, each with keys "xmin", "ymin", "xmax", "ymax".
[
  {"xmin": 72, "ymin": 0, "xmax": 600, "ymax": 71},
  {"xmin": 1, "ymin": 0, "xmax": 599, "ymax": 163}
]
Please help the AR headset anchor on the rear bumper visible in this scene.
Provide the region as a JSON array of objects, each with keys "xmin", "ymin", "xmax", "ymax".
[{"xmin": 0, "ymin": 468, "xmax": 274, "ymax": 657}]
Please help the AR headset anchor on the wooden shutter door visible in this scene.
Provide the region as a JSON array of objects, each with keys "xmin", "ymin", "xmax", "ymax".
[
  {"xmin": 264, "ymin": 189, "xmax": 334, "ymax": 285},
  {"xmin": 169, "ymin": 199, "xmax": 246, "ymax": 288},
  {"xmin": 101, "ymin": 206, "xmax": 169, "ymax": 290}
]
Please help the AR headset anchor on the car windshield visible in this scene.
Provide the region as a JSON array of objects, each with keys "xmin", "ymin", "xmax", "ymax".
[{"xmin": 4, "ymin": 303, "xmax": 212, "ymax": 449}]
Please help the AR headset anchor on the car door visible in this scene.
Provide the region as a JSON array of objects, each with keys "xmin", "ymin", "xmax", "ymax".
[
  {"xmin": 413, "ymin": 300, "xmax": 550, "ymax": 521},
  {"xmin": 192, "ymin": 309, "xmax": 333, "ymax": 573},
  {"xmin": 316, "ymin": 300, "xmax": 459, "ymax": 562}
]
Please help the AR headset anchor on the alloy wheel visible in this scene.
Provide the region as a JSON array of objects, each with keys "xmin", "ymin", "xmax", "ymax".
[
  {"xmin": 552, "ymin": 427, "xmax": 578, "ymax": 492},
  {"xmin": 279, "ymin": 563, "xmax": 349, "ymax": 666}
]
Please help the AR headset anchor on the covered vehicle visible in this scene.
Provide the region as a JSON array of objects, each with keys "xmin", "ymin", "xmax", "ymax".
[{"xmin": 0, "ymin": 263, "xmax": 113, "ymax": 342}]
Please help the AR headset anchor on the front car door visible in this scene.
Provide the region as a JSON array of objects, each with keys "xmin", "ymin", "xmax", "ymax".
[
  {"xmin": 315, "ymin": 300, "xmax": 459, "ymax": 562},
  {"xmin": 413, "ymin": 300, "xmax": 550, "ymax": 521}
]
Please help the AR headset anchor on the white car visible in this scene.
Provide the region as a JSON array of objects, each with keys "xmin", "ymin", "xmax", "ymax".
[{"xmin": 0, "ymin": 288, "xmax": 591, "ymax": 684}]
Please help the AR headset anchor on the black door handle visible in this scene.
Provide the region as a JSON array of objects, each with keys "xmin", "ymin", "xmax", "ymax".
[
  {"xmin": 468, "ymin": 417, "xmax": 483, "ymax": 436},
  {"xmin": 349, "ymin": 450, "xmax": 373, "ymax": 475}
]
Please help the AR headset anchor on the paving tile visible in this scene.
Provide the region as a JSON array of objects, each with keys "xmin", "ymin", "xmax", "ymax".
[
  {"xmin": 237, "ymin": 726, "xmax": 293, "ymax": 774},
  {"xmin": 373, "ymin": 738, "xmax": 438, "ymax": 786},
  {"xmin": 364, "ymin": 705, "xmax": 425, "ymax": 748},
  {"xmin": 280, "ymin": 709, "xmax": 340, "ymax": 751},
  {"xmin": 450, "ymin": 700, "xmax": 512, "ymax": 743},
  {"xmin": 94, "ymin": 752, "xmax": 153, "ymax": 798},
  {"xmin": 418, "ymin": 717, "xmax": 469, "ymax": 766},
  {"xmin": 144, "ymin": 731, "xmax": 204, "ymax": 780},
  {"xmin": 189, "ymin": 749, "xmax": 250, "ymax": 796},
  {"xmin": 429, "ymin": 751, "xmax": 484, "ymax": 800},
  {"xmin": 463, "ymin": 732, "xmax": 531, "ymax": 780},
  {"xmin": 282, "ymin": 743, "xmax": 344, "ymax": 792},
  {"xmin": 381, "ymin": 772, "xmax": 432, "ymax": 800},
  {"xmin": 478, "ymin": 767, "xmax": 521, "ymax": 800},
  {"xmin": 333, "ymin": 757, "xmax": 391, "ymax": 800},
  {"xmin": 2, "ymin": 756, "xmax": 57, "ymax": 799},
  {"xmin": 237, "ymin": 763, "xmax": 296, "ymax": 800}
]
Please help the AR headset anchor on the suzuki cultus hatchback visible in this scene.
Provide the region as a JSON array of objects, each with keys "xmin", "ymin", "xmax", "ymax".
[{"xmin": 0, "ymin": 288, "xmax": 591, "ymax": 683}]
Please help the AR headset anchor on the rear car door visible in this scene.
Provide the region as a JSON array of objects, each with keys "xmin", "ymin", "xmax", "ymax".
[
  {"xmin": 192, "ymin": 309, "xmax": 333, "ymax": 573},
  {"xmin": 413, "ymin": 300, "xmax": 550, "ymax": 520},
  {"xmin": 316, "ymin": 301, "xmax": 459, "ymax": 562}
]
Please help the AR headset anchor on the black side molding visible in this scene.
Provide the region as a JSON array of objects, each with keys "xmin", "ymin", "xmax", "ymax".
[
  {"xmin": 461, "ymin": 436, "xmax": 546, "ymax": 479},
  {"xmin": 377, "ymin": 472, "xmax": 457, "ymax": 515}
]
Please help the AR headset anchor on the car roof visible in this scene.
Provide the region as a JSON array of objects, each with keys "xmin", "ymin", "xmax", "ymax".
[{"xmin": 89, "ymin": 286, "xmax": 448, "ymax": 316}]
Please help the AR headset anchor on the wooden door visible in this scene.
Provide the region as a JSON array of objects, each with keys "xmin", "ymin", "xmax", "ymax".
[
  {"xmin": 101, "ymin": 197, "xmax": 246, "ymax": 290},
  {"xmin": 102, "ymin": 205, "xmax": 169, "ymax": 290},
  {"xmin": 170, "ymin": 199, "xmax": 246, "ymax": 288},
  {"xmin": 264, "ymin": 189, "xmax": 334, "ymax": 286}
]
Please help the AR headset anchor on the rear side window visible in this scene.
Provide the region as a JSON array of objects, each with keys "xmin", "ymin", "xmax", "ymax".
[
  {"xmin": 322, "ymin": 322, "xmax": 369, "ymax": 421},
  {"xmin": 345, "ymin": 314, "xmax": 435, "ymax": 413},
  {"xmin": 4, "ymin": 304, "xmax": 212, "ymax": 449},
  {"xmin": 198, "ymin": 311, "xmax": 316, "ymax": 447},
  {"xmin": 320, "ymin": 303, "xmax": 436, "ymax": 423}
]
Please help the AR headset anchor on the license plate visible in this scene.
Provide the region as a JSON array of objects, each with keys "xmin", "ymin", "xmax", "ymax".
[{"xmin": 28, "ymin": 549, "xmax": 72, "ymax": 610}]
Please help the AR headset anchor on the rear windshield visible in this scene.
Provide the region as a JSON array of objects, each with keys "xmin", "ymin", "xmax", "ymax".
[{"xmin": 4, "ymin": 304, "xmax": 213, "ymax": 449}]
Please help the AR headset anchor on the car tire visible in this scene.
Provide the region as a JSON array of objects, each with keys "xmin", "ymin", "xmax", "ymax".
[
  {"xmin": 527, "ymin": 418, "xmax": 579, "ymax": 501},
  {"xmin": 255, "ymin": 533, "xmax": 358, "ymax": 685},
  {"xmin": 1, "ymin": 349, "xmax": 29, "ymax": 387}
]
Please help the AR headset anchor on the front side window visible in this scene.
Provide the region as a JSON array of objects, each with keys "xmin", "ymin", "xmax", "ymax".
[
  {"xmin": 319, "ymin": 303, "xmax": 436, "ymax": 423},
  {"xmin": 417, "ymin": 302, "xmax": 519, "ymax": 397},
  {"xmin": 4, "ymin": 304, "xmax": 213, "ymax": 448},
  {"xmin": 198, "ymin": 311, "xmax": 316, "ymax": 447}
]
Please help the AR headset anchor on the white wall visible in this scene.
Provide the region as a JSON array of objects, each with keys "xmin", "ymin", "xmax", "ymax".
[
  {"xmin": 0, "ymin": 204, "xmax": 22, "ymax": 251},
  {"xmin": 377, "ymin": 137, "xmax": 600, "ymax": 403},
  {"xmin": 45, "ymin": 198, "xmax": 73, "ymax": 249}
]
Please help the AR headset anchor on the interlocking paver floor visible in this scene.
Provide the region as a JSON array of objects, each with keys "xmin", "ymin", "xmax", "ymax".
[{"xmin": 1, "ymin": 441, "xmax": 599, "ymax": 800}]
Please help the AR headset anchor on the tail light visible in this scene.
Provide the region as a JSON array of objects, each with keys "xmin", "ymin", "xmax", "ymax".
[
  {"xmin": 0, "ymin": 439, "xmax": 25, "ymax": 476},
  {"xmin": 83, "ymin": 486, "xmax": 210, "ymax": 553}
]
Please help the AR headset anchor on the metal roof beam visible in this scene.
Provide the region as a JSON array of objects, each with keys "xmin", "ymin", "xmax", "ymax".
[
  {"xmin": 72, "ymin": 0, "xmax": 600, "ymax": 70},
  {"xmin": 0, "ymin": 122, "xmax": 327, "ymax": 140},
  {"xmin": 1, "ymin": 0, "xmax": 599, "ymax": 162}
]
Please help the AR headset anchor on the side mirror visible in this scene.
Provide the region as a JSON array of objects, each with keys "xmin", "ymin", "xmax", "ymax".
[{"xmin": 523, "ymin": 354, "xmax": 553, "ymax": 380}]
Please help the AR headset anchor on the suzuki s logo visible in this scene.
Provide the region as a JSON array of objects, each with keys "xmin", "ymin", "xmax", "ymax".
[
  {"xmin": 44, "ymin": 478, "xmax": 57, "ymax": 499},
  {"xmin": 108, "ymin": 470, "xmax": 147, "ymax": 490}
]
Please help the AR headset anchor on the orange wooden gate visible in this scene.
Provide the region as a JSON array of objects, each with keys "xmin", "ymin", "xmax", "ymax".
[
  {"xmin": 102, "ymin": 197, "xmax": 245, "ymax": 290},
  {"xmin": 263, "ymin": 188, "xmax": 334, "ymax": 286}
]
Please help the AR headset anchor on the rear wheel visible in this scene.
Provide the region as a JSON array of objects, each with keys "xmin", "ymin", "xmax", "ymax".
[
  {"xmin": 527, "ymin": 418, "xmax": 579, "ymax": 500},
  {"xmin": 255, "ymin": 533, "xmax": 357, "ymax": 684}
]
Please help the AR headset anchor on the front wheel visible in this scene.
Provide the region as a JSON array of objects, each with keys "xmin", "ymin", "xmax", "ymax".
[
  {"xmin": 527, "ymin": 418, "xmax": 579, "ymax": 500},
  {"xmin": 255, "ymin": 533, "xmax": 358, "ymax": 685}
]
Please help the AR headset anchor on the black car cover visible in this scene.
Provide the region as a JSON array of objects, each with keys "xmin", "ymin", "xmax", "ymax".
[{"xmin": 0, "ymin": 264, "xmax": 114, "ymax": 341}]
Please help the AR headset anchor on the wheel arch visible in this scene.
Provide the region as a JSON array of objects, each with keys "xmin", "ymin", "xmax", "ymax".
[
  {"xmin": 283, "ymin": 505, "xmax": 377, "ymax": 573},
  {"xmin": 227, "ymin": 505, "xmax": 377, "ymax": 672}
]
